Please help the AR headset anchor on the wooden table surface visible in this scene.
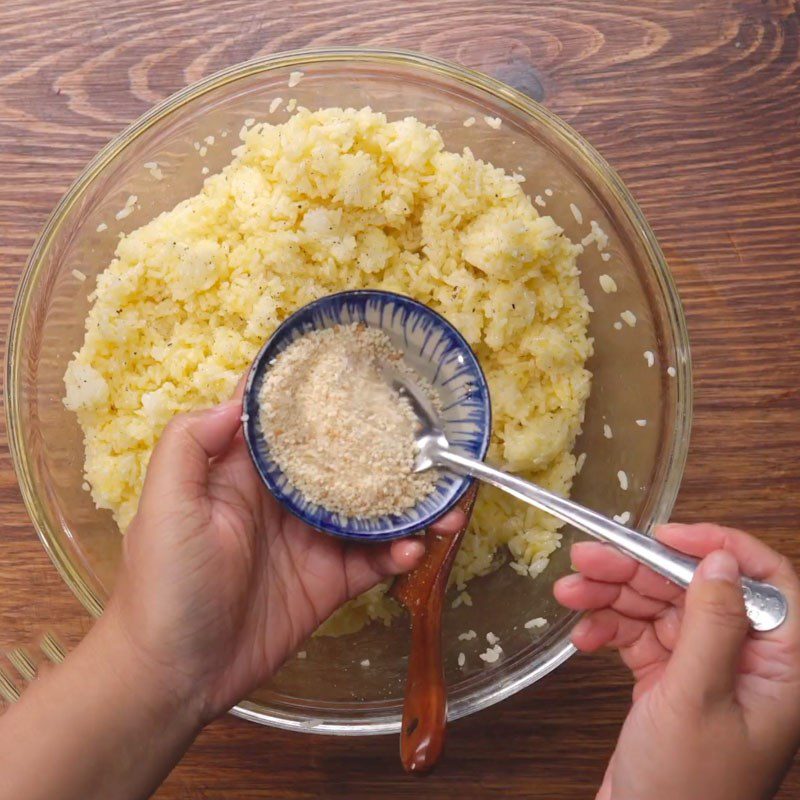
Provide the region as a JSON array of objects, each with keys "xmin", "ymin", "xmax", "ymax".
[{"xmin": 1, "ymin": 0, "xmax": 799, "ymax": 796}]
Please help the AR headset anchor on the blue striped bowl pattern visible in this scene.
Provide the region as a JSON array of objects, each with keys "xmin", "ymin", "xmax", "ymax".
[{"xmin": 243, "ymin": 290, "xmax": 492, "ymax": 541}]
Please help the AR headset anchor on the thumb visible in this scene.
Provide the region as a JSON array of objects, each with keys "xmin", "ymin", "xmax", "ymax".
[
  {"xmin": 142, "ymin": 399, "xmax": 243, "ymax": 503},
  {"xmin": 665, "ymin": 549, "xmax": 749, "ymax": 706}
]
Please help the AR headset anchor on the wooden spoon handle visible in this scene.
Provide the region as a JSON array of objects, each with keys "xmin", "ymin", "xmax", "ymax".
[
  {"xmin": 400, "ymin": 603, "xmax": 446, "ymax": 774},
  {"xmin": 395, "ymin": 485, "xmax": 478, "ymax": 775}
]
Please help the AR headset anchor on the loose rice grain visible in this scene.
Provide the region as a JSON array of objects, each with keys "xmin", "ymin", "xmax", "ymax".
[
  {"xmin": 524, "ymin": 617, "xmax": 547, "ymax": 629},
  {"xmin": 599, "ymin": 274, "xmax": 617, "ymax": 293}
]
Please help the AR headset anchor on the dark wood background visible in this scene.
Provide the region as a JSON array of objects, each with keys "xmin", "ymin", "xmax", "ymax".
[{"xmin": 1, "ymin": 0, "xmax": 799, "ymax": 796}]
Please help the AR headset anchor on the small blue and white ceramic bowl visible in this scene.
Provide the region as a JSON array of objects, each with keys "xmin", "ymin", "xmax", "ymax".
[{"xmin": 242, "ymin": 290, "xmax": 492, "ymax": 542}]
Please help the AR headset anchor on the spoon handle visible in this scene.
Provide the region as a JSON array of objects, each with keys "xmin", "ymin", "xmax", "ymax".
[
  {"xmin": 434, "ymin": 449, "xmax": 788, "ymax": 632},
  {"xmin": 390, "ymin": 484, "xmax": 478, "ymax": 774}
]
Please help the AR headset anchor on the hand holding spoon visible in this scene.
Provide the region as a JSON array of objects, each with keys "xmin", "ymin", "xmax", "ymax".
[{"xmin": 385, "ymin": 367, "xmax": 788, "ymax": 633}]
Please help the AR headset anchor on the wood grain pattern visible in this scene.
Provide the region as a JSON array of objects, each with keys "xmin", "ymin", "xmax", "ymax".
[{"xmin": 0, "ymin": 0, "xmax": 799, "ymax": 796}]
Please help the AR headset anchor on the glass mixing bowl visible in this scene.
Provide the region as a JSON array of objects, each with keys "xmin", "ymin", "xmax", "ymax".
[{"xmin": 5, "ymin": 48, "xmax": 691, "ymax": 734}]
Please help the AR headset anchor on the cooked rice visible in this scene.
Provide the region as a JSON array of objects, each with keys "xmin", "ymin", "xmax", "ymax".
[
  {"xmin": 524, "ymin": 617, "xmax": 547, "ymax": 629},
  {"xmin": 63, "ymin": 107, "xmax": 592, "ymax": 636},
  {"xmin": 599, "ymin": 274, "xmax": 617, "ymax": 293}
]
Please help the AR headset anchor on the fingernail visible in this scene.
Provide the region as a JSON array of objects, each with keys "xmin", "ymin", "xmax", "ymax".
[
  {"xmin": 559, "ymin": 573, "xmax": 583, "ymax": 588},
  {"xmin": 402, "ymin": 540, "xmax": 425, "ymax": 561},
  {"xmin": 699, "ymin": 550, "xmax": 739, "ymax": 583},
  {"xmin": 572, "ymin": 616, "xmax": 593, "ymax": 638}
]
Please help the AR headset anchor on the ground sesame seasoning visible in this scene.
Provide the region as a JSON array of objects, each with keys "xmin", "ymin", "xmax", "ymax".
[{"xmin": 258, "ymin": 323, "xmax": 439, "ymax": 519}]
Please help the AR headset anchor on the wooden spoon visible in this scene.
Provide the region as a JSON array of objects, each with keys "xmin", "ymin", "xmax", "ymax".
[{"xmin": 390, "ymin": 483, "xmax": 478, "ymax": 775}]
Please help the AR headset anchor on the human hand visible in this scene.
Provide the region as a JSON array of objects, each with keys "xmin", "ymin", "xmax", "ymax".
[
  {"xmin": 554, "ymin": 523, "xmax": 800, "ymax": 800},
  {"xmin": 108, "ymin": 393, "xmax": 465, "ymax": 724}
]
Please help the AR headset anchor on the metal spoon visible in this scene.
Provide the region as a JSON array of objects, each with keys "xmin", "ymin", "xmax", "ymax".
[{"xmin": 386, "ymin": 368, "xmax": 788, "ymax": 633}]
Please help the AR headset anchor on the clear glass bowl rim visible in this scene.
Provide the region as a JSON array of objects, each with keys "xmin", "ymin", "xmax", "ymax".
[{"xmin": 4, "ymin": 46, "xmax": 693, "ymax": 736}]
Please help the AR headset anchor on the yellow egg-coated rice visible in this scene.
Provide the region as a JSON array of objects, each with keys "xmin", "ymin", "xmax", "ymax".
[{"xmin": 64, "ymin": 107, "xmax": 592, "ymax": 635}]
